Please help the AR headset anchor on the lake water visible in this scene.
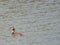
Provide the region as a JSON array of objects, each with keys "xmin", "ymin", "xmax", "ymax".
[{"xmin": 0, "ymin": 0, "xmax": 60, "ymax": 45}]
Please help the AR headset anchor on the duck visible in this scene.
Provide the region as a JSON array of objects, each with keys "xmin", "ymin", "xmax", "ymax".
[{"xmin": 10, "ymin": 26, "xmax": 23, "ymax": 37}]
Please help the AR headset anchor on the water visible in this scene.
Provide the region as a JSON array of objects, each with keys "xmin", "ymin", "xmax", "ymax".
[{"xmin": 0, "ymin": 0, "xmax": 60, "ymax": 45}]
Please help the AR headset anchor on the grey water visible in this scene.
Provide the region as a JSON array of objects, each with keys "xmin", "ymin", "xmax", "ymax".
[{"xmin": 0, "ymin": 0, "xmax": 60, "ymax": 45}]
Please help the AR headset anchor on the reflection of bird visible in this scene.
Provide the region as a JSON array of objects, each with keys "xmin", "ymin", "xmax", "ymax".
[{"xmin": 10, "ymin": 26, "xmax": 23, "ymax": 37}]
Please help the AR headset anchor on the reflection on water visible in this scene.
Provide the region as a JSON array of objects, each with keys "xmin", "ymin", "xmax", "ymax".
[{"xmin": 0, "ymin": 0, "xmax": 60, "ymax": 45}]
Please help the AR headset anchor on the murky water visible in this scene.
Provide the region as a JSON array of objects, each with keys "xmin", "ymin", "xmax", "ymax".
[{"xmin": 0, "ymin": 0, "xmax": 60, "ymax": 45}]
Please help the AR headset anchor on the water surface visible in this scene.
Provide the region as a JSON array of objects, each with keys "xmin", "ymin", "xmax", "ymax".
[{"xmin": 0, "ymin": 0, "xmax": 60, "ymax": 45}]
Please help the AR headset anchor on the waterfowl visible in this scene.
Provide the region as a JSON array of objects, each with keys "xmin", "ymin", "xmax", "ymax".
[{"xmin": 10, "ymin": 26, "xmax": 23, "ymax": 37}]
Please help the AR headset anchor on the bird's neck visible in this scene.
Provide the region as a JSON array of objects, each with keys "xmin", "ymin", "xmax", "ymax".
[{"xmin": 11, "ymin": 31, "xmax": 15, "ymax": 34}]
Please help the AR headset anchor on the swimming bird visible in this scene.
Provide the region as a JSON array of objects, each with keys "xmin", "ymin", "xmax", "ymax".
[{"xmin": 10, "ymin": 26, "xmax": 23, "ymax": 37}]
